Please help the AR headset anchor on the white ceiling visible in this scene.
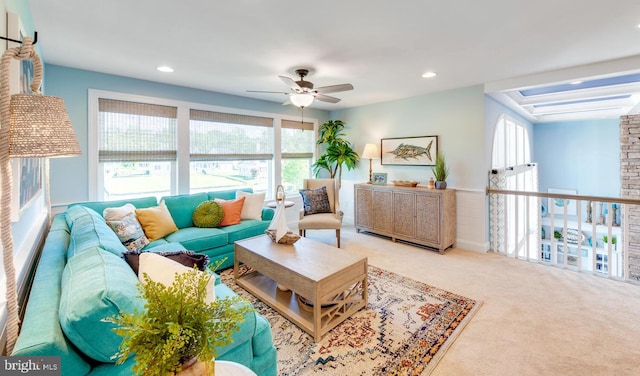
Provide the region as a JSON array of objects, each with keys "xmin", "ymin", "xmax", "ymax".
[{"xmin": 27, "ymin": 0, "xmax": 640, "ymax": 121}]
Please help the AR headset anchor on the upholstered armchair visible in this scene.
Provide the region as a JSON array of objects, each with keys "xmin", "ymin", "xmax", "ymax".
[{"xmin": 298, "ymin": 178, "xmax": 342, "ymax": 248}]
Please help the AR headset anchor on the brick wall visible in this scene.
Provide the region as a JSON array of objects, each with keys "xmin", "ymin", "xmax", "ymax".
[{"xmin": 620, "ymin": 114, "xmax": 640, "ymax": 281}]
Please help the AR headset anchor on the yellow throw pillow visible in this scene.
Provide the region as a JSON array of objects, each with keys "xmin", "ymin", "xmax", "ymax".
[{"xmin": 135, "ymin": 201, "xmax": 178, "ymax": 241}]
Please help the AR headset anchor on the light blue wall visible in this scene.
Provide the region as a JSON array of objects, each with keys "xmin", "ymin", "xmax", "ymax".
[
  {"xmin": 330, "ymin": 85, "xmax": 486, "ymax": 189},
  {"xmin": 533, "ymin": 119, "xmax": 620, "ymax": 197},
  {"xmin": 43, "ymin": 65, "xmax": 330, "ymax": 206}
]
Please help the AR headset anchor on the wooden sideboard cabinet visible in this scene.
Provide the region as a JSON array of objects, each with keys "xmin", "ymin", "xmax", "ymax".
[{"xmin": 354, "ymin": 183, "xmax": 456, "ymax": 253}]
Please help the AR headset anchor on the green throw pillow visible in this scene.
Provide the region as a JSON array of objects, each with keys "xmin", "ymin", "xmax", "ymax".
[{"xmin": 192, "ymin": 200, "xmax": 224, "ymax": 228}]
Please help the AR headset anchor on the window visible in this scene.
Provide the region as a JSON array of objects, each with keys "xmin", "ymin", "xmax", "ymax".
[
  {"xmin": 281, "ymin": 120, "xmax": 314, "ymax": 194},
  {"xmin": 98, "ymin": 99, "xmax": 177, "ymax": 200},
  {"xmin": 90, "ymin": 90, "xmax": 317, "ymax": 200},
  {"xmin": 189, "ymin": 110, "xmax": 274, "ymax": 194},
  {"xmin": 491, "ymin": 115, "xmax": 530, "ymax": 169},
  {"xmin": 490, "ymin": 114, "xmax": 536, "ymax": 258}
]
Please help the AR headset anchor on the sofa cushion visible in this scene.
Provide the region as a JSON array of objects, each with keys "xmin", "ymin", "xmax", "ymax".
[
  {"xmin": 192, "ymin": 200, "xmax": 224, "ymax": 228},
  {"xmin": 65, "ymin": 206, "xmax": 128, "ymax": 259},
  {"xmin": 161, "ymin": 192, "xmax": 209, "ymax": 229},
  {"xmin": 219, "ymin": 220, "xmax": 271, "ymax": 244},
  {"xmin": 59, "ymin": 247, "xmax": 144, "ymax": 363},
  {"xmin": 236, "ymin": 191, "xmax": 265, "ymax": 221},
  {"xmin": 135, "ymin": 201, "xmax": 179, "ymax": 241},
  {"xmin": 138, "ymin": 252, "xmax": 216, "ymax": 303},
  {"xmin": 143, "ymin": 240, "xmax": 186, "ymax": 252},
  {"xmin": 208, "ymin": 188, "xmax": 252, "ymax": 201},
  {"xmin": 165, "ymin": 227, "xmax": 228, "ymax": 252},
  {"xmin": 215, "ymin": 197, "xmax": 246, "ymax": 226},
  {"xmin": 68, "ymin": 196, "xmax": 158, "ymax": 216},
  {"xmin": 107, "ymin": 212, "xmax": 150, "ymax": 252},
  {"xmin": 214, "ymin": 284, "xmax": 256, "ymax": 354}
]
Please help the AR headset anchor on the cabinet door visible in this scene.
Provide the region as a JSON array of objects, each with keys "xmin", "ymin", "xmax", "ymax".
[
  {"xmin": 355, "ymin": 187, "xmax": 374, "ymax": 229},
  {"xmin": 373, "ymin": 190, "xmax": 393, "ymax": 232},
  {"xmin": 415, "ymin": 193, "xmax": 440, "ymax": 244},
  {"xmin": 393, "ymin": 191, "xmax": 415, "ymax": 238}
]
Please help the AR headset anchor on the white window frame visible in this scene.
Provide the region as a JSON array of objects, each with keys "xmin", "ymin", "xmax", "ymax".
[{"xmin": 88, "ymin": 89, "xmax": 317, "ymax": 200}]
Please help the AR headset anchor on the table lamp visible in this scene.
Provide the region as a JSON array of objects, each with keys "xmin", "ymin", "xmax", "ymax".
[{"xmin": 361, "ymin": 143, "xmax": 379, "ymax": 184}]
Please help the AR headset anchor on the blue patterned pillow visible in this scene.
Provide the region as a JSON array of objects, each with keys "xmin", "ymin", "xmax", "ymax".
[
  {"xmin": 300, "ymin": 186, "xmax": 332, "ymax": 215},
  {"xmin": 106, "ymin": 212, "xmax": 150, "ymax": 251}
]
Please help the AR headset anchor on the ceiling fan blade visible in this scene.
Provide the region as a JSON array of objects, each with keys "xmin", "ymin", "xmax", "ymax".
[
  {"xmin": 279, "ymin": 76, "xmax": 301, "ymax": 90},
  {"xmin": 315, "ymin": 94, "xmax": 341, "ymax": 103},
  {"xmin": 314, "ymin": 83, "xmax": 354, "ymax": 94},
  {"xmin": 246, "ymin": 90, "xmax": 289, "ymax": 94}
]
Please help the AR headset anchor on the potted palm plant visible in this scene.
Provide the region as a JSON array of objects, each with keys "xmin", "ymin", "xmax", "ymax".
[
  {"xmin": 431, "ymin": 152, "xmax": 450, "ymax": 189},
  {"xmin": 312, "ymin": 120, "xmax": 359, "ymax": 188},
  {"xmin": 106, "ymin": 261, "xmax": 251, "ymax": 376}
]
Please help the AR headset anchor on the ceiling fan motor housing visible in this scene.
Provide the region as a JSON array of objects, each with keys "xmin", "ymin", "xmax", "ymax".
[{"xmin": 295, "ymin": 69, "xmax": 314, "ymax": 90}]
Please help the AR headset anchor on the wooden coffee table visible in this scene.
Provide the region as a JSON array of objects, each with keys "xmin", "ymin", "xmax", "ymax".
[{"xmin": 234, "ymin": 235, "xmax": 368, "ymax": 342}]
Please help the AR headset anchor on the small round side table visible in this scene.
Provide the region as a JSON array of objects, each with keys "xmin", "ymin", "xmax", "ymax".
[
  {"xmin": 266, "ymin": 200, "xmax": 295, "ymax": 208},
  {"xmin": 215, "ymin": 360, "xmax": 257, "ymax": 376}
]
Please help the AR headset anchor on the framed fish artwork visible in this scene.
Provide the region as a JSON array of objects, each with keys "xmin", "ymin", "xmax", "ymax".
[{"xmin": 381, "ymin": 136, "xmax": 438, "ymax": 166}]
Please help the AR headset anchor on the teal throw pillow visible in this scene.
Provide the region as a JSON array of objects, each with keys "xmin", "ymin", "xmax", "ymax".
[{"xmin": 192, "ymin": 200, "xmax": 224, "ymax": 228}]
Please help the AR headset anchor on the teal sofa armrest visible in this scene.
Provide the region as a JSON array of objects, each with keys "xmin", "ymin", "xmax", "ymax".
[
  {"xmin": 261, "ymin": 207, "xmax": 274, "ymax": 221},
  {"xmin": 12, "ymin": 215, "xmax": 91, "ymax": 375}
]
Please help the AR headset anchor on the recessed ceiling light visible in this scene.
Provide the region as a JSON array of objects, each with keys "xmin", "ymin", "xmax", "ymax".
[
  {"xmin": 422, "ymin": 71, "xmax": 437, "ymax": 78},
  {"xmin": 157, "ymin": 66, "xmax": 174, "ymax": 73},
  {"xmin": 570, "ymin": 80, "xmax": 583, "ymax": 85}
]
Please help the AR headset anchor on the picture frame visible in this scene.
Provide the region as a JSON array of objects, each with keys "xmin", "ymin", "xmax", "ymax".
[
  {"xmin": 548, "ymin": 188, "xmax": 577, "ymax": 216},
  {"xmin": 381, "ymin": 136, "xmax": 438, "ymax": 166},
  {"xmin": 8, "ymin": 12, "xmax": 43, "ymax": 222},
  {"xmin": 371, "ymin": 172, "xmax": 388, "ymax": 185}
]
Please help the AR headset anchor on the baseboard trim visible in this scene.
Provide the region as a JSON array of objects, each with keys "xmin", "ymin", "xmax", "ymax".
[{"xmin": 455, "ymin": 239, "xmax": 490, "ymax": 253}]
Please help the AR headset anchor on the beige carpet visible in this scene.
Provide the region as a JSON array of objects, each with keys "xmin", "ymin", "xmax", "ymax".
[{"xmin": 298, "ymin": 225, "xmax": 640, "ymax": 376}]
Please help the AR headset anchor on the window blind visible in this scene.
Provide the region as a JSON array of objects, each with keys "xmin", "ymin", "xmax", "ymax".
[
  {"xmin": 98, "ymin": 98, "xmax": 178, "ymax": 161},
  {"xmin": 281, "ymin": 120, "xmax": 314, "ymax": 159},
  {"xmin": 189, "ymin": 109, "xmax": 274, "ymax": 161}
]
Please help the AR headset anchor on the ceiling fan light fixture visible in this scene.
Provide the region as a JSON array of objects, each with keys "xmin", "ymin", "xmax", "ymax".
[{"xmin": 290, "ymin": 93, "xmax": 314, "ymax": 108}]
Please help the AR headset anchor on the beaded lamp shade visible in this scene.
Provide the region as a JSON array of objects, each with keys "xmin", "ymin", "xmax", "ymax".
[{"xmin": 9, "ymin": 93, "xmax": 81, "ymax": 157}]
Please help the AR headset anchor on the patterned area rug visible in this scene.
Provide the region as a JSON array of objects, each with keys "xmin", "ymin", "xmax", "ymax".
[{"xmin": 220, "ymin": 266, "xmax": 481, "ymax": 376}]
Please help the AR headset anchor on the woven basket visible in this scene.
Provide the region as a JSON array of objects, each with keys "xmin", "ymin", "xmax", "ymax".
[
  {"xmin": 392, "ymin": 180, "xmax": 419, "ymax": 187},
  {"xmin": 265, "ymin": 229, "xmax": 300, "ymax": 245}
]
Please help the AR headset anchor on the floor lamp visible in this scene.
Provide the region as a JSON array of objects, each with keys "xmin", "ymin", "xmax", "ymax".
[
  {"xmin": 361, "ymin": 143, "xmax": 379, "ymax": 184},
  {"xmin": 0, "ymin": 36, "xmax": 81, "ymax": 354}
]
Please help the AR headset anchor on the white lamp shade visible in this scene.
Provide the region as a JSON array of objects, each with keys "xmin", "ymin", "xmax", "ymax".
[
  {"xmin": 9, "ymin": 93, "xmax": 81, "ymax": 158},
  {"xmin": 290, "ymin": 93, "xmax": 314, "ymax": 108},
  {"xmin": 362, "ymin": 143, "xmax": 379, "ymax": 159}
]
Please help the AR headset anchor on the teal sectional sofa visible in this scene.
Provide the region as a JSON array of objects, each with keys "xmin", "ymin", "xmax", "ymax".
[{"xmin": 11, "ymin": 189, "xmax": 277, "ymax": 375}]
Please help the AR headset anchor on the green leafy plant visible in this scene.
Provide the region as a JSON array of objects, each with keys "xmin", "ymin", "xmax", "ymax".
[
  {"xmin": 431, "ymin": 152, "xmax": 450, "ymax": 182},
  {"xmin": 603, "ymin": 235, "xmax": 617, "ymax": 244},
  {"xmin": 105, "ymin": 261, "xmax": 252, "ymax": 376},
  {"xmin": 312, "ymin": 120, "xmax": 359, "ymax": 188}
]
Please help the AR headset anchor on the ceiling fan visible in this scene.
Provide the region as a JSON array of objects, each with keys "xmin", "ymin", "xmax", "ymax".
[{"xmin": 248, "ymin": 69, "xmax": 354, "ymax": 108}]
